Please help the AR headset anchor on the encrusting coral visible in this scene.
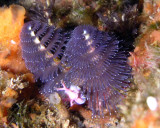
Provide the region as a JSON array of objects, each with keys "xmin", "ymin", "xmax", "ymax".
[
  {"xmin": 0, "ymin": 4, "xmax": 28, "ymax": 74},
  {"xmin": 0, "ymin": 69, "xmax": 31, "ymax": 127}
]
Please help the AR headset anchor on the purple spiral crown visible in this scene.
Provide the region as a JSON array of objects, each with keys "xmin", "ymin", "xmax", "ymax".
[{"xmin": 20, "ymin": 20, "xmax": 132, "ymax": 117}]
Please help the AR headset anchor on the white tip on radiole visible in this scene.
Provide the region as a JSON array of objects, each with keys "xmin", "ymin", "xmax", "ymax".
[
  {"xmin": 30, "ymin": 31, "xmax": 35, "ymax": 37},
  {"xmin": 34, "ymin": 37, "xmax": 40, "ymax": 44}
]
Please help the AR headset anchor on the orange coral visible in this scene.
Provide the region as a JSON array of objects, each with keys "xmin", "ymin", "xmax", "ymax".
[
  {"xmin": 129, "ymin": 0, "xmax": 160, "ymax": 70},
  {"xmin": 143, "ymin": 0, "xmax": 160, "ymax": 26},
  {"xmin": 132, "ymin": 111, "xmax": 160, "ymax": 128},
  {"xmin": 129, "ymin": 0, "xmax": 160, "ymax": 72},
  {"xmin": 0, "ymin": 4, "xmax": 28, "ymax": 74},
  {"xmin": 129, "ymin": 29, "xmax": 160, "ymax": 71}
]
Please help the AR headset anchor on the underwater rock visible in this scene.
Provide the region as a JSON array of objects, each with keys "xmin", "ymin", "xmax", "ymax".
[
  {"xmin": 0, "ymin": 69, "xmax": 31, "ymax": 125},
  {"xmin": 119, "ymin": 0, "xmax": 160, "ymax": 128},
  {"xmin": 49, "ymin": 92, "xmax": 69, "ymax": 120}
]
